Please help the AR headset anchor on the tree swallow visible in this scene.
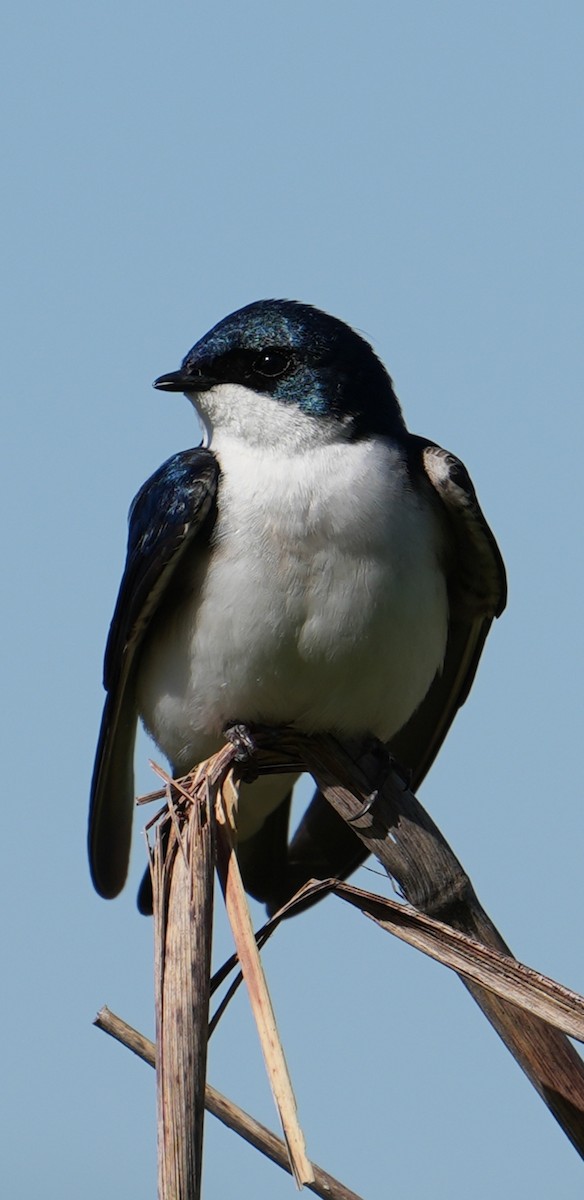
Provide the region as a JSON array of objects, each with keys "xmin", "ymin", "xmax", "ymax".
[{"xmin": 88, "ymin": 299, "xmax": 506, "ymax": 915}]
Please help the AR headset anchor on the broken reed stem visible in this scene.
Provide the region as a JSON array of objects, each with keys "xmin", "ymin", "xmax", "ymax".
[
  {"xmin": 329, "ymin": 880, "xmax": 584, "ymax": 1042},
  {"xmin": 291, "ymin": 732, "xmax": 584, "ymax": 1158},
  {"xmin": 214, "ymin": 775, "xmax": 314, "ymax": 1188},
  {"xmin": 204, "ymin": 873, "xmax": 584, "ymax": 1046},
  {"xmin": 152, "ymin": 773, "xmax": 214, "ymax": 1200},
  {"xmin": 149, "ymin": 752, "xmax": 313, "ymax": 1194},
  {"xmin": 94, "ymin": 1007, "xmax": 364, "ymax": 1200},
  {"xmin": 133, "ymin": 726, "xmax": 584, "ymax": 1196}
]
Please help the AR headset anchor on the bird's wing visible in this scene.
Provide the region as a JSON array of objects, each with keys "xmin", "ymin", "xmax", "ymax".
[
  {"xmin": 256, "ymin": 436, "xmax": 507, "ymax": 914},
  {"xmin": 88, "ymin": 447, "xmax": 219, "ymax": 899},
  {"xmin": 390, "ymin": 436, "xmax": 507, "ymax": 783}
]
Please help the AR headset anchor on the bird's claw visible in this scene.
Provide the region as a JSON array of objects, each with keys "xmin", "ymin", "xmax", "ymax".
[
  {"xmin": 223, "ymin": 721, "xmax": 260, "ymax": 780},
  {"xmin": 347, "ymin": 739, "xmax": 412, "ymax": 822},
  {"xmin": 347, "ymin": 789, "xmax": 380, "ymax": 823}
]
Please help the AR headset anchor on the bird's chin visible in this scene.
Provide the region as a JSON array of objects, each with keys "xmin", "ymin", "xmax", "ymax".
[{"xmin": 186, "ymin": 392, "xmax": 213, "ymax": 448}]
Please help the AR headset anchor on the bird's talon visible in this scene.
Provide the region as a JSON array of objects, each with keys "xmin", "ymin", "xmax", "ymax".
[
  {"xmin": 347, "ymin": 789, "xmax": 379, "ymax": 823},
  {"xmin": 224, "ymin": 722, "xmax": 260, "ymax": 782}
]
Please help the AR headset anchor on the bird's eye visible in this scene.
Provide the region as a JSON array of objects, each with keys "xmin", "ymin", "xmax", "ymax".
[{"xmin": 253, "ymin": 348, "xmax": 293, "ymax": 378}]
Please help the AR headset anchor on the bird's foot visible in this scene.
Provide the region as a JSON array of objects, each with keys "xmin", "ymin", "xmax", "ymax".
[
  {"xmin": 362, "ymin": 736, "xmax": 411, "ymax": 787},
  {"xmin": 224, "ymin": 721, "xmax": 258, "ymax": 760},
  {"xmin": 346, "ymin": 738, "xmax": 411, "ymax": 823},
  {"xmin": 223, "ymin": 721, "xmax": 260, "ymax": 782},
  {"xmin": 224, "ymin": 720, "xmax": 304, "ymax": 775}
]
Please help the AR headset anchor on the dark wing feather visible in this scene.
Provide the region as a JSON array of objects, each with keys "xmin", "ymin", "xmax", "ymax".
[
  {"xmin": 259, "ymin": 436, "xmax": 507, "ymax": 914},
  {"xmin": 88, "ymin": 448, "xmax": 219, "ymax": 899},
  {"xmin": 390, "ymin": 436, "xmax": 506, "ymax": 785}
]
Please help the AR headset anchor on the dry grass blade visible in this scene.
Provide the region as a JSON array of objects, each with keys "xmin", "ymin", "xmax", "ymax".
[
  {"xmin": 94, "ymin": 1007, "xmax": 364, "ymax": 1200},
  {"xmin": 208, "ymin": 883, "xmax": 333, "ymax": 1036},
  {"xmin": 125, "ymin": 727, "xmax": 584, "ymax": 1187},
  {"xmin": 292, "ymin": 732, "xmax": 584, "ymax": 1157},
  {"xmin": 332, "ymin": 880, "xmax": 584, "ymax": 1041},
  {"xmin": 214, "ymin": 773, "xmax": 314, "ymax": 1188},
  {"xmin": 152, "ymin": 773, "xmax": 214, "ymax": 1200}
]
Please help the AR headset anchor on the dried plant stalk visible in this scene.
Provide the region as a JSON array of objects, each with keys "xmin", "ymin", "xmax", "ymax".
[
  {"xmin": 112, "ymin": 726, "xmax": 584, "ymax": 1197},
  {"xmin": 95, "ymin": 1006, "xmax": 364, "ymax": 1200},
  {"xmin": 214, "ymin": 772, "xmax": 314, "ymax": 1188},
  {"xmin": 330, "ymin": 880, "xmax": 584, "ymax": 1041},
  {"xmin": 152, "ymin": 779, "xmax": 214, "ymax": 1200},
  {"xmin": 294, "ymin": 732, "xmax": 584, "ymax": 1156}
]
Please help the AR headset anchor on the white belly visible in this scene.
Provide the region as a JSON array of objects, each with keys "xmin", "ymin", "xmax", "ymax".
[{"xmin": 136, "ymin": 433, "xmax": 449, "ymax": 837}]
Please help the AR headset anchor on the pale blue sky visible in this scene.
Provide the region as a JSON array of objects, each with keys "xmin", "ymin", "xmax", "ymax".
[{"xmin": 3, "ymin": 3, "xmax": 584, "ymax": 1197}]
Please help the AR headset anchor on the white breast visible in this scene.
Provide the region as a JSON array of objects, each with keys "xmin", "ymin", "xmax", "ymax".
[{"xmin": 136, "ymin": 418, "xmax": 449, "ymax": 833}]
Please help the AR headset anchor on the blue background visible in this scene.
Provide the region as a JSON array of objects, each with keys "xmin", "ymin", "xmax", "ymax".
[{"xmin": 3, "ymin": 2, "xmax": 583, "ymax": 1196}]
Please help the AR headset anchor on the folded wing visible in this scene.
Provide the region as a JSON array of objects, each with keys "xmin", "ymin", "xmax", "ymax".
[{"xmin": 88, "ymin": 448, "xmax": 219, "ymax": 898}]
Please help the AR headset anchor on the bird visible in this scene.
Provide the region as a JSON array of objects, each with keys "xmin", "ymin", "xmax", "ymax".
[{"xmin": 88, "ymin": 299, "xmax": 506, "ymax": 916}]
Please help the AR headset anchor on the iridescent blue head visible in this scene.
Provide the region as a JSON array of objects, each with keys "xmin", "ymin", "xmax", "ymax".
[{"xmin": 154, "ymin": 299, "xmax": 405, "ymax": 439}]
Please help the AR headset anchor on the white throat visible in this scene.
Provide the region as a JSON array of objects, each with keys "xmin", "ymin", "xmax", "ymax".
[{"xmin": 187, "ymin": 382, "xmax": 350, "ymax": 452}]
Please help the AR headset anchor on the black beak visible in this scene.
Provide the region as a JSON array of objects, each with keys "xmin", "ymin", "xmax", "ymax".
[
  {"xmin": 153, "ymin": 369, "xmax": 218, "ymax": 393},
  {"xmin": 153, "ymin": 371, "xmax": 188, "ymax": 392}
]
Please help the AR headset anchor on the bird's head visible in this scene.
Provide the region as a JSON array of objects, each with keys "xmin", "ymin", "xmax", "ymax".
[{"xmin": 154, "ymin": 299, "xmax": 405, "ymax": 448}]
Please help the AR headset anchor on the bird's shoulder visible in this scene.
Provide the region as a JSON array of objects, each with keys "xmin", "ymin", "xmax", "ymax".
[
  {"xmin": 103, "ymin": 447, "xmax": 220, "ymax": 693},
  {"xmin": 406, "ymin": 434, "xmax": 507, "ymax": 619}
]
